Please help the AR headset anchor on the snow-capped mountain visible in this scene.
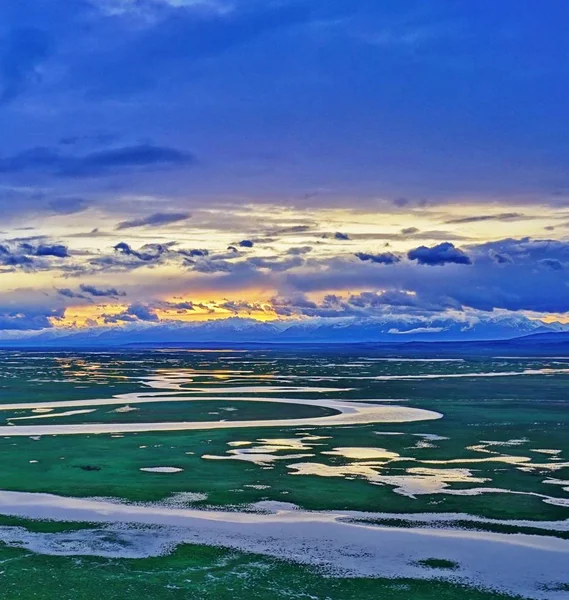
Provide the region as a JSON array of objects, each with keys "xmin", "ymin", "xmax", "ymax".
[{"xmin": 0, "ymin": 314, "xmax": 566, "ymax": 346}]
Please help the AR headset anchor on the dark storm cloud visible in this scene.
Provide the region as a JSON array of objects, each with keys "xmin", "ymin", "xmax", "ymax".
[
  {"xmin": 279, "ymin": 238, "xmax": 569, "ymax": 314},
  {"xmin": 408, "ymin": 242, "xmax": 472, "ymax": 266},
  {"xmin": 0, "ymin": 254, "xmax": 34, "ymax": 268},
  {"xmin": 74, "ymin": 234, "xmax": 569, "ymax": 315},
  {"xmin": 219, "ymin": 300, "xmax": 267, "ymax": 314},
  {"xmin": 355, "ymin": 252, "xmax": 400, "ymax": 265},
  {"xmin": 471, "ymin": 238, "xmax": 569, "ymax": 264},
  {"xmin": 57, "ymin": 288, "xmax": 84, "ymax": 299},
  {"xmin": 0, "ymin": 145, "xmax": 195, "ymax": 178},
  {"xmin": 79, "ymin": 284, "xmax": 126, "ymax": 298},
  {"xmin": 0, "ymin": 307, "xmax": 64, "ymax": 330},
  {"xmin": 116, "ymin": 212, "xmax": 191, "ymax": 230},
  {"xmin": 21, "ymin": 233, "xmax": 569, "ymax": 319},
  {"xmin": 86, "ymin": 241, "xmax": 239, "ymax": 274},
  {"xmin": 32, "ymin": 244, "xmax": 69, "ymax": 258},
  {"xmin": 86, "ymin": 240, "xmax": 229, "ymax": 274},
  {"xmin": 9, "ymin": 227, "xmax": 569, "ymax": 319},
  {"xmin": 112, "ymin": 242, "xmax": 171, "ymax": 262},
  {"xmin": 58, "ymin": 286, "xmax": 127, "ymax": 301},
  {"xmin": 178, "ymin": 248, "xmax": 209, "ymax": 258},
  {"xmin": 105, "ymin": 303, "xmax": 159, "ymax": 324},
  {"xmin": 125, "ymin": 303, "xmax": 159, "ymax": 322},
  {"xmin": 271, "ymin": 290, "xmax": 459, "ymax": 319},
  {"xmin": 0, "ymin": 239, "xmax": 70, "ymax": 269},
  {"xmin": 11, "ymin": 242, "xmax": 69, "ymax": 259},
  {"xmin": 157, "ymin": 300, "xmax": 195, "ymax": 311},
  {"xmin": 348, "ymin": 290, "xmax": 460, "ymax": 312}
]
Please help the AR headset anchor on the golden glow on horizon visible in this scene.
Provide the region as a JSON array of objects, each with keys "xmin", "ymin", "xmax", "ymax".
[
  {"xmin": 50, "ymin": 289, "xmax": 560, "ymax": 330},
  {"xmin": 54, "ymin": 298, "xmax": 281, "ymax": 328},
  {"xmin": 3, "ymin": 200, "xmax": 566, "ymax": 331}
]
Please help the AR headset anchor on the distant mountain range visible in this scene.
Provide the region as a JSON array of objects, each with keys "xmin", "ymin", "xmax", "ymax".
[
  {"xmin": 350, "ymin": 331, "xmax": 569, "ymax": 356},
  {"xmin": 1, "ymin": 314, "xmax": 568, "ymax": 353}
]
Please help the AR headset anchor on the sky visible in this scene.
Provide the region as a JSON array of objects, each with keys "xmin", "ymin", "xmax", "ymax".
[{"xmin": 0, "ymin": 0, "xmax": 568, "ymax": 339}]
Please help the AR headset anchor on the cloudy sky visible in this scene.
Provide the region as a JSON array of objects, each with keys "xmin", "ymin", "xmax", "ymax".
[{"xmin": 0, "ymin": 0, "xmax": 568, "ymax": 336}]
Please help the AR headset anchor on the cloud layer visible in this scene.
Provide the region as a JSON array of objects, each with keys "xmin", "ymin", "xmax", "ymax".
[{"xmin": 0, "ymin": 1, "xmax": 567, "ymax": 338}]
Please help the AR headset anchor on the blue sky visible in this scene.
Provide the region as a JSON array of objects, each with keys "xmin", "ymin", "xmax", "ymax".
[{"xmin": 0, "ymin": 0, "xmax": 568, "ymax": 337}]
